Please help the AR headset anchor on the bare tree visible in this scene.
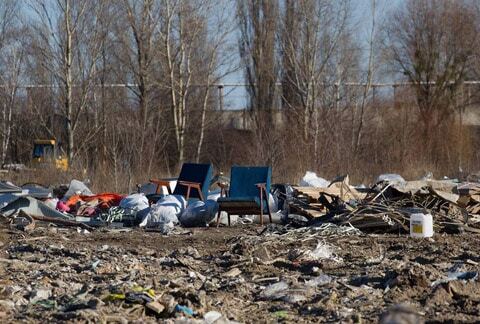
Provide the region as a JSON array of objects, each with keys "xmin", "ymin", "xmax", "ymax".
[
  {"xmin": 159, "ymin": 0, "xmax": 221, "ymax": 166},
  {"xmin": 385, "ymin": 0, "xmax": 478, "ymax": 132},
  {"xmin": 194, "ymin": 1, "xmax": 238, "ymax": 162},
  {"xmin": 279, "ymin": 0, "xmax": 351, "ymax": 164},
  {"xmin": 352, "ymin": 0, "xmax": 378, "ymax": 157},
  {"xmin": 115, "ymin": 0, "xmax": 163, "ymax": 167},
  {"xmin": 27, "ymin": 0, "xmax": 109, "ymax": 164},
  {"xmin": 0, "ymin": 0, "xmax": 22, "ymax": 165},
  {"xmin": 237, "ymin": 0, "xmax": 279, "ymax": 122}
]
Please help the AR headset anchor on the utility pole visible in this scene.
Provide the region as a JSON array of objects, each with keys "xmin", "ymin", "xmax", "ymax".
[{"xmin": 218, "ymin": 84, "xmax": 224, "ymax": 111}]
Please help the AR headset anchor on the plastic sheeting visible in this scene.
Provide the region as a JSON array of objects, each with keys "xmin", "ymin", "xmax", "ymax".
[
  {"xmin": 0, "ymin": 181, "xmax": 23, "ymax": 194},
  {"xmin": 299, "ymin": 171, "xmax": 330, "ymax": 188},
  {"xmin": 64, "ymin": 180, "xmax": 93, "ymax": 199},
  {"xmin": 1, "ymin": 196, "xmax": 73, "ymax": 219},
  {"xmin": 0, "ymin": 194, "xmax": 23, "ymax": 209}
]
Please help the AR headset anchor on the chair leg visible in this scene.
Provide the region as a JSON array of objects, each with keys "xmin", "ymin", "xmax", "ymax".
[
  {"xmin": 228, "ymin": 213, "xmax": 231, "ymax": 226},
  {"xmin": 260, "ymin": 190, "xmax": 264, "ymax": 226},
  {"xmin": 267, "ymin": 203, "xmax": 273, "ymax": 224},
  {"xmin": 264, "ymin": 188, "xmax": 272, "ymax": 224},
  {"xmin": 216, "ymin": 209, "xmax": 222, "ymax": 227}
]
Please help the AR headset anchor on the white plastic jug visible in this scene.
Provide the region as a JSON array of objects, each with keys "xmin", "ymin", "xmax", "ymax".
[{"xmin": 410, "ymin": 213, "xmax": 434, "ymax": 238}]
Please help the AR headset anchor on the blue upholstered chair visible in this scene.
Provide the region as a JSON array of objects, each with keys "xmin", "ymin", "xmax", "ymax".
[
  {"xmin": 216, "ymin": 166, "xmax": 272, "ymax": 226},
  {"xmin": 149, "ymin": 163, "xmax": 213, "ymax": 203}
]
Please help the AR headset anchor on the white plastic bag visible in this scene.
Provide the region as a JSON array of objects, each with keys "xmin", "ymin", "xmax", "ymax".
[
  {"xmin": 243, "ymin": 210, "xmax": 284, "ymax": 224},
  {"xmin": 268, "ymin": 193, "xmax": 278, "ymax": 213},
  {"xmin": 139, "ymin": 195, "xmax": 186, "ymax": 227},
  {"xmin": 299, "ymin": 171, "xmax": 330, "ymax": 188},
  {"xmin": 119, "ymin": 193, "xmax": 149, "ymax": 212}
]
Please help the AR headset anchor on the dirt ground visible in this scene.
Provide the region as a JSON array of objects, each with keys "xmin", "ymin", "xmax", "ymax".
[{"xmin": 0, "ymin": 222, "xmax": 479, "ymax": 323}]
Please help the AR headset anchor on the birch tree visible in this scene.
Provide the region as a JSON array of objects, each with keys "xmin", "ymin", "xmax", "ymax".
[
  {"xmin": 194, "ymin": 1, "xmax": 237, "ymax": 162},
  {"xmin": 160, "ymin": 0, "xmax": 213, "ymax": 166},
  {"xmin": 28, "ymin": 0, "xmax": 108, "ymax": 164},
  {"xmin": 115, "ymin": 0, "xmax": 163, "ymax": 165},
  {"xmin": 0, "ymin": 0, "xmax": 23, "ymax": 165},
  {"xmin": 279, "ymin": 0, "xmax": 350, "ymax": 163}
]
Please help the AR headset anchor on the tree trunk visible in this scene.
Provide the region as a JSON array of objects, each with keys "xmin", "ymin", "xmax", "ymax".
[
  {"xmin": 65, "ymin": 0, "xmax": 74, "ymax": 163},
  {"xmin": 1, "ymin": 100, "xmax": 12, "ymax": 165},
  {"xmin": 195, "ymin": 85, "xmax": 210, "ymax": 163}
]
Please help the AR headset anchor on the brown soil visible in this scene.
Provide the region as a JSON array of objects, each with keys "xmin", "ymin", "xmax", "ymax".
[{"xmin": 0, "ymin": 223, "xmax": 479, "ymax": 323}]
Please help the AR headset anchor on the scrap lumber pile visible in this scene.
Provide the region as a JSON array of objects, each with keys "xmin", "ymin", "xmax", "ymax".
[
  {"xmin": 292, "ymin": 176, "xmax": 480, "ymax": 234},
  {"xmin": 292, "ymin": 175, "xmax": 367, "ymax": 219}
]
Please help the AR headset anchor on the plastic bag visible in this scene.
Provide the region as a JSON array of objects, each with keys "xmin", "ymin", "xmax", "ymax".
[
  {"xmin": 119, "ymin": 193, "xmax": 149, "ymax": 212},
  {"xmin": 179, "ymin": 199, "xmax": 218, "ymax": 227},
  {"xmin": 299, "ymin": 171, "xmax": 330, "ymax": 188},
  {"xmin": 139, "ymin": 195, "xmax": 186, "ymax": 227}
]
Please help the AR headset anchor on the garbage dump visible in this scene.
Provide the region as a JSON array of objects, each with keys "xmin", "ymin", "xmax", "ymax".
[{"xmin": 0, "ymin": 170, "xmax": 480, "ymax": 322}]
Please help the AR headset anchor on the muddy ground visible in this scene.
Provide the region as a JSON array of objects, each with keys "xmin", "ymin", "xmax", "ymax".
[{"xmin": 0, "ymin": 223, "xmax": 479, "ymax": 323}]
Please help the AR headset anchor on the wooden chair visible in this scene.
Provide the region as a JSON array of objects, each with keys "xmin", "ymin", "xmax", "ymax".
[
  {"xmin": 216, "ymin": 166, "xmax": 272, "ymax": 226},
  {"xmin": 149, "ymin": 163, "xmax": 213, "ymax": 203}
]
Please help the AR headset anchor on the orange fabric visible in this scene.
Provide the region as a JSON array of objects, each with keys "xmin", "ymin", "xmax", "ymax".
[{"xmin": 66, "ymin": 193, "xmax": 125, "ymax": 209}]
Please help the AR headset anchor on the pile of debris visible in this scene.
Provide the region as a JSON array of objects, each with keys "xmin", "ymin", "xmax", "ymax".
[
  {"xmin": 0, "ymin": 178, "xmax": 284, "ymax": 234},
  {"xmin": 291, "ymin": 172, "xmax": 480, "ymax": 234},
  {"xmin": 2, "ymin": 170, "xmax": 480, "ymax": 236},
  {"xmin": 0, "ymin": 172, "xmax": 480, "ymax": 322}
]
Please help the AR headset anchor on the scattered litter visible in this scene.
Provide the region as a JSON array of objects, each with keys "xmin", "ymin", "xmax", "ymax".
[
  {"xmin": 175, "ymin": 304, "xmax": 195, "ymax": 316},
  {"xmin": 377, "ymin": 173, "xmax": 406, "ymax": 184},
  {"xmin": 0, "ymin": 172, "xmax": 479, "ymax": 322},
  {"xmin": 204, "ymin": 311, "xmax": 223, "ymax": 323},
  {"xmin": 30, "ymin": 289, "xmax": 52, "ymax": 304},
  {"xmin": 304, "ymin": 241, "xmax": 343, "ymax": 262},
  {"xmin": 305, "ymin": 274, "xmax": 333, "ymax": 287},
  {"xmin": 260, "ymin": 281, "xmax": 289, "ymax": 300},
  {"xmin": 432, "ymin": 271, "xmax": 478, "ymax": 287}
]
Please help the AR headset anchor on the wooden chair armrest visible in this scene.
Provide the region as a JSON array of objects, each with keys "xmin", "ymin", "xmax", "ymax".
[
  {"xmin": 149, "ymin": 179, "xmax": 171, "ymax": 186},
  {"xmin": 177, "ymin": 180, "xmax": 201, "ymax": 187},
  {"xmin": 149, "ymin": 179, "xmax": 172, "ymax": 194},
  {"xmin": 256, "ymin": 183, "xmax": 268, "ymax": 201}
]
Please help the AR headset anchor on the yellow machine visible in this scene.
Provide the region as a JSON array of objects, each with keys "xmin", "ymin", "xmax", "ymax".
[{"xmin": 32, "ymin": 139, "xmax": 68, "ymax": 171}]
